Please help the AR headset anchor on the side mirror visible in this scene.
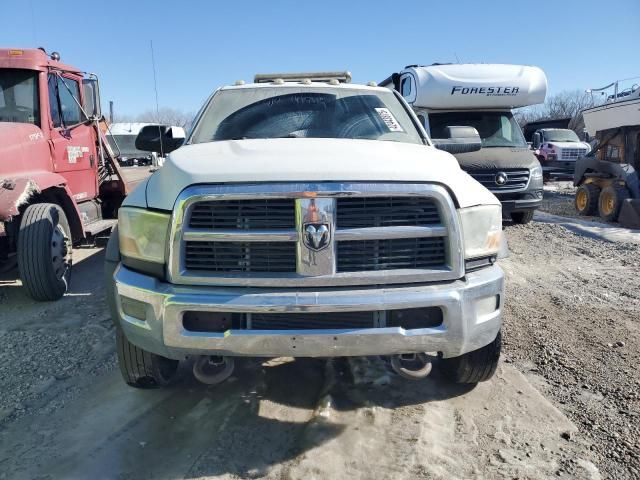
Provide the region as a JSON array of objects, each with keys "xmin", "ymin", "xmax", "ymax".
[
  {"xmin": 135, "ymin": 125, "xmax": 186, "ymax": 155},
  {"xmin": 532, "ymin": 132, "xmax": 541, "ymax": 149},
  {"xmin": 82, "ymin": 77, "xmax": 101, "ymax": 119},
  {"xmin": 432, "ymin": 126, "xmax": 482, "ymax": 154}
]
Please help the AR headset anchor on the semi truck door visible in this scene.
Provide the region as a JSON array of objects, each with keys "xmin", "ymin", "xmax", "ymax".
[{"xmin": 47, "ymin": 74, "xmax": 98, "ymax": 203}]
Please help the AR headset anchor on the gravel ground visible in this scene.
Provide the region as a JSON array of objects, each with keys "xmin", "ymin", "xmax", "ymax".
[
  {"xmin": 502, "ymin": 221, "xmax": 640, "ymax": 479},
  {"xmin": 1, "ymin": 185, "xmax": 638, "ymax": 478}
]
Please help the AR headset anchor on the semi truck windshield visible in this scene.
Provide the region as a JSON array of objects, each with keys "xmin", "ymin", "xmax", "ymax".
[
  {"xmin": 0, "ymin": 69, "xmax": 40, "ymax": 126},
  {"xmin": 428, "ymin": 111, "xmax": 527, "ymax": 148}
]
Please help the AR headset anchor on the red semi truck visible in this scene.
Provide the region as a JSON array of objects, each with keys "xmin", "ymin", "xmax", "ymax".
[{"xmin": 0, "ymin": 48, "xmax": 130, "ymax": 301}]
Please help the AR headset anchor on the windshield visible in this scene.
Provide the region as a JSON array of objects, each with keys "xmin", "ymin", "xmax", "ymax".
[
  {"xmin": 190, "ymin": 87, "xmax": 424, "ymax": 145},
  {"xmin": 106, "ymin": 134, "xmax": 149, "ymax": 157},
  {"xmin": 428, "ymin": 111, "xmax": 527, "ymax": 148},
  {"xmin": 0, "ymin": 69, "xmax": 40, "ymax": 126},
  {"xmin": 543, "ymin": 129, "xmax": 580, "ymax": 142}
]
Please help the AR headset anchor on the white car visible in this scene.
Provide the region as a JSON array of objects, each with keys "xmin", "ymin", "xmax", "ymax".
[{"xmin": 105, "ymin": 72, "xmax": 506, "ymax": 388}]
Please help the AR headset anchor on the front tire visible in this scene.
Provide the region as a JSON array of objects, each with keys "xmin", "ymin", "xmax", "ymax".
[
  {"xmin": 440, "ymin": 331, "xmax": 502, "ymax": 383},
  {"xmin": 17, "ymin": 203, "xmax": 72, "ymax": 301},
  {"xmin": 598, "ymin": 185, "xmax": 630, "ymax": 222},
  {"xmin": 116, "ymin": 330, "xmax": 179, "ymax": 388},
  {"xmin": 510, "ymin": 210, "xmax": 535, "ymax": 224}
]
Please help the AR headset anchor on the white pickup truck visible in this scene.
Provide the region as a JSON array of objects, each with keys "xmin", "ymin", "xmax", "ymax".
[{"xmin": 105, "ymin": 72, "xmax": 506, "ymax": 388}]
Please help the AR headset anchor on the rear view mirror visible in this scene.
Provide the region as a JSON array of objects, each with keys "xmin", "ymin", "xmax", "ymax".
[
  {"xmin": 82, "ymin": 77, "xmax": 101, "ymax": 119},
  {"xmin": 532, "ymin": 132, "xmax": 541, "ymax": 149},
  {"xmin": 135, "ymin": 125, "xmax": 185, "ymax": 155},
  {"xmin": 432, "ymin": 126, "xmax": 482, "ymax": 154}
]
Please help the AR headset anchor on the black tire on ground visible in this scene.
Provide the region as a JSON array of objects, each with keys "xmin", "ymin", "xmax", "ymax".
[
  {"xmin": 116, "ymin": 329, "xmax": 179, "ymax": 388},
  {"xmin": 575, "ymin": 184, "xmax": 600, "ymax": 216},
  {"xmin": 598, "ymin": 185, "xmax": 631, "ymax": 222},
  {"xmin": 510, "ymin": 210, "xmax": 535, "ymax": 224},
  {"xmin": 440, "ymin": 331, "xmax": 502, "ymax": 384},
  {"xmin": 17, "ymin": 203, "xmax": 72, "ymax": 301}
]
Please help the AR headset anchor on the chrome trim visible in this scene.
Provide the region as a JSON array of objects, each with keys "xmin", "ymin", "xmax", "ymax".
[
  {"xmin": 167, "ymin": 183, "xmax": 463, "ymax": 287},
  {"xmin": 183, "ymin": 229, "xmax": 298, "ymax": 242},
  {"xmin": 334, "ymin": 225, "xmax": 447, "ymax": 241},
  {"xmin": 296, "ymin": 197, "xmax": 336, "ymax": 276}
]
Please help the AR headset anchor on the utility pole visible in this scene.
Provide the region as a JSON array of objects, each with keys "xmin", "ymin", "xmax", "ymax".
[{"xmin": 109, "ymin": 101, "xmax": 114, "ymax": 124}]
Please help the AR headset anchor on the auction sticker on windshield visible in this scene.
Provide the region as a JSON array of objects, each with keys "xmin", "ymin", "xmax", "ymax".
[{"xmin": 375, "ymin": 108, "xmax": 404, "ymax": 132}]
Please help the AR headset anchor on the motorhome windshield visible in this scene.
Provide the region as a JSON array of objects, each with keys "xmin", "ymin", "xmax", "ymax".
[
  {"xmin": 428, "ymin": 111, "xmax": 527, "ymax": 148},
  {"xmin": 190, "ymin": 87, "xmax": 424, "ymax": 145},
  {"xmin": 542, "ymin": 129, "xmax": 580, "ymax": 142},
  {"xmin": 0, "ymin": 69, "xmax": 39, "ymax": 126}
]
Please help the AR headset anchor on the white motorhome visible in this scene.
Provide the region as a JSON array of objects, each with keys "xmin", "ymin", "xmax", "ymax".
[{"xmin": 382, "ymin": 64, "xmax": 547, "ymax": 224}]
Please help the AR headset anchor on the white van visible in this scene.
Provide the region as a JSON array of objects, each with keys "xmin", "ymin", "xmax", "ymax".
[{"xmin": 382, "ymin": 64, "xmax": 547, "ymax": 224}]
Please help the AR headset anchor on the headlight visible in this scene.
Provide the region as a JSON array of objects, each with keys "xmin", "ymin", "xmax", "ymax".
[
  {"xmin": 530, "ymin": 164, "xmax": 543, "ymax": 180},
  {"xmin": 118, "ymin": 207, "xmax": 170, "ymax": 276},
  {"xmin": 458, "ymin": 205, "xmax": 502, "ymax": 259}
]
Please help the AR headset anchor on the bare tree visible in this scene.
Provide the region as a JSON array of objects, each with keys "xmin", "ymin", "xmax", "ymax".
[
  {"xmin": 135, "ymin": 107, "xmax": 195, "ymax": 129},
  {"xmin": 514, "ymin": 89, "xmax": 603, "ymax": 130}
]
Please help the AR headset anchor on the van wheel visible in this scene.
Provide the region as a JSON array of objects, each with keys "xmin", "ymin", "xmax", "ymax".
[
  {"xmin": 116, "ymin": 329, "xmax": 179, "ymax": 388},
  {"xmin": 575, "ymin": 184, "xmax": 600, "ymax": 216},
  {"xmin": 440, "ymin": 331, "xmax": 501, "ymax": 383},
  {"xmin": 17, "ymin": 203, "xmax": 72, "ymax": 301},
  {"xmin": 510, "ymin": 210, "xmax": 535, "ymax": 224},
  {"xmin": 598, "ymin": 186, "xmax": 630, "ymax": 222}
]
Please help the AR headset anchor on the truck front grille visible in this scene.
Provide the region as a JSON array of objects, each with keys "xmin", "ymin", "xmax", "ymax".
[
  {"xmin": 184, "ymin": 241, "xmax": 296, "ymax": 273},
  {"xmin": 170, "ymin": 183, "xmax": 463, "ymax": 287},
  {"xmin": 189, "ymin": 199, "xmax": 295, "ymax": 230},
  {"xmin": 182, "ymin": 307, "xmax": 443, "ymax": 332},
  {"xmin": 337, "ymin": 237, "xmax": 446, "ymax": 272},
  {"xmin": 336, "ymin": 197, "xmax": 440, "ymax": 227},
  {"xmin": 560, "ymin": 148, "xmax": 587, "ymax": 160},
  {"xmin": 465, "ymin": 168, "xmax": 530, "ymax": 191}
]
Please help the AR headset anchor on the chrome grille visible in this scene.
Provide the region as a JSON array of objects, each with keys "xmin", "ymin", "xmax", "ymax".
[
  {"xmin": 465, "ymin": 168, "xmax": 530, "ymax": 192},
  {"xmin": 184, "ymin": 241, "xmax": 296, "ymax": 273},
  {"xmin": 336, "ymin": 197, "xmax": 440, "ymax": 227},
  {"xmin": 337, "ymin": 237, "xmax": 446, "ymax": 272},
  {"xmin": 189, "ymin": 199, "xmax": 295, "ymax": 230},
  {"xmin": 560, "ymin": 148, "xmax": 587, "ymax": 160},
  {"xmin": 169, "ymin": 183, "xmax": 463, "ymax": 287}
]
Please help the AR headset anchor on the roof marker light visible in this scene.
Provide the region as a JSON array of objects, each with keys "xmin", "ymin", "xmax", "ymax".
[
  {"xmin": 367, "ymin": 81, "xmax": 377, "ymax": 87},
  {"xmin": 235, "ymin": 80, "xmax": 245, "ymax": 86}
]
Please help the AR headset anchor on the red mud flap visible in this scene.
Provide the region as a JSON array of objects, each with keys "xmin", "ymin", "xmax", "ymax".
[{"xmin": 618, "ymin": 199, "xmax": 640, "ymax": 229}]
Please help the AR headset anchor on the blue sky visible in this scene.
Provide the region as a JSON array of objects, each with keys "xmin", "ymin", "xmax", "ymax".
[{"xmin": 3, "ymin": 0, "xmax": 638, "ymax": 116}]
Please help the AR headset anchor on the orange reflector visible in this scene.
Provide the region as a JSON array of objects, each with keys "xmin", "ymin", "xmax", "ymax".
[{"xmin": 8, "ymin": 50, "xmax": 24, "ymax": 56}]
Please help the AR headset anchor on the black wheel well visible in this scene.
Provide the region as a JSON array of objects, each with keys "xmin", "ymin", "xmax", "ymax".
[{"xmin": 23, "ymin": 188, "xmax": 84, "ymax": 242}]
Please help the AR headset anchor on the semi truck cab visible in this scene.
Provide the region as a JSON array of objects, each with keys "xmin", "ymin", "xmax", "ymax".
[{"xmin": 382, "ymin": 64, "xmax": 547, "ymax": 224}]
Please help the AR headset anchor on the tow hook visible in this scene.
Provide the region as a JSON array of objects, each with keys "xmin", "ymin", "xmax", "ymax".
[
  {"xmin": 192, "ymin": 356, "xmax": 235, "ymax": 385},
  {"xmin": 390, "ymin": 353, "xmax": 433, "ymax": 380}
]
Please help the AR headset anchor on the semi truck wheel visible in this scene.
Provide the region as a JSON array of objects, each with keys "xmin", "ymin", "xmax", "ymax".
[
  {"xmin": 598, "ymin": 186, "xmax": 630, "ymax": 222},
  {"xmin": 117, "ymin": 329, "xmax": 179, "ymax": 388},
  {"xmin": 440, "ymin": 331, "xmax": 501, "ymax": 383},
  {"xmin": 510, "ymin": 210, "xmax": 534, "ymax": 224},
  {"xmin": 17, "ymin": 203, "xmax": 72, "ymax": 301},
  {"xmin": 575, "ymin": 184, "xmax": 600, "ymax": 216}
]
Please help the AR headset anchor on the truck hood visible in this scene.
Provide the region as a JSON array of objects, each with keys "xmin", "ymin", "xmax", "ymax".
[
  {"xmin": 452, "ymin": 146, "xmax": 539, "ymax": 171},
  {"xmin": 143, "ymin": 139, "xmax": 499, "ymax": 210},
  {"xmin": 547, "ymin": 141, "xmax": 591, "ymax": 151}
]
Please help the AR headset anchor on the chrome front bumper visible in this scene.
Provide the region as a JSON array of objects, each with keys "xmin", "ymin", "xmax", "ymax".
[{"xmin": 112, "ymin": 264, "xmax": 504, "ymax": 360}]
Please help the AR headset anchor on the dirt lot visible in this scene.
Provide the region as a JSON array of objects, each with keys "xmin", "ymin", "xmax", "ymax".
[{"xmin": 0, "ymin": 185, "xmax": 638, "ymax": 479}]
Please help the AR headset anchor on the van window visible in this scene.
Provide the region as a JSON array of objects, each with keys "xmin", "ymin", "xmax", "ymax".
[
  {"xmin": 428, "ymin": 111, "xmax": 527, "ymax": 148},
  {"xmin": 400, "ymin": 77, "xmax": 412, "ymax": 97}
]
